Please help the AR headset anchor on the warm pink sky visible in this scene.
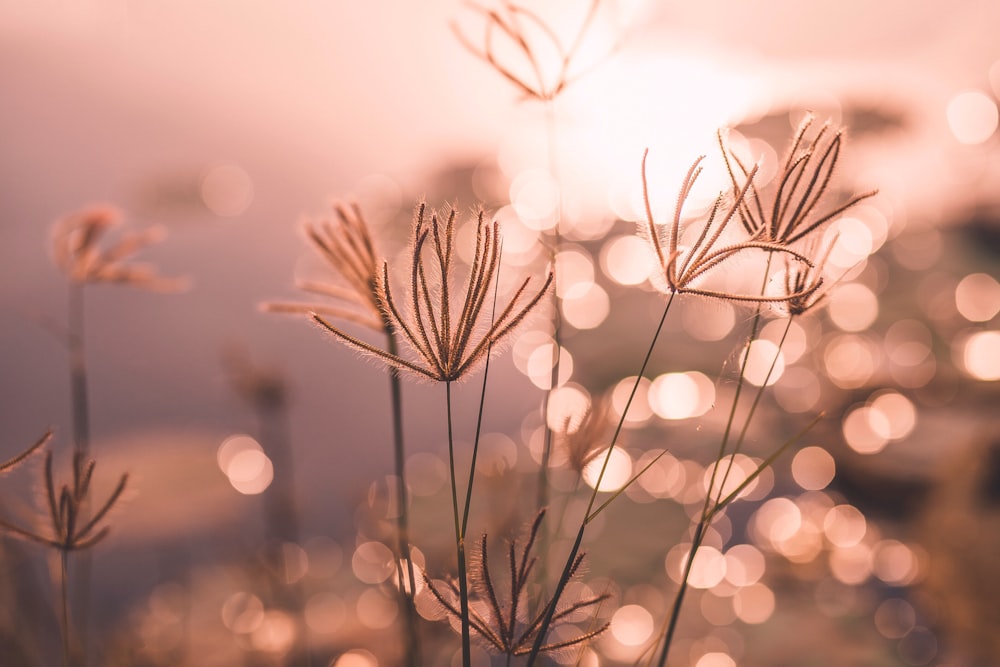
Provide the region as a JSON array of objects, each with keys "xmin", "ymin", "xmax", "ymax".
[{"xmin": 1, "ymin": 0, "xmax": 998, "ymax": 536}]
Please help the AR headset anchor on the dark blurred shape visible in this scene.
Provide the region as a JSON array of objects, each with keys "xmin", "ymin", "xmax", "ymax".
[
  {"xmin": 918, "ymin": 438, "xmax": 1000, "ymax": 666},
  {"xmin": 961, "ymin": 207, "xmax": 1000, "ymax": 253},
  {"xmin": 842, "ymin": 103, "xmax": 909, "ymax": 136}
]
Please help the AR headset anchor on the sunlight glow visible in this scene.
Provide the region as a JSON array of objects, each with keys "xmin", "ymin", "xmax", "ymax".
[
  {"xmin": 724, "ymin": 544, "xmax": 766, "ymax": 587},
  {"xmin": 610, "ymin": 604, "xmax": 654, "ymax": 646},
  {"xmin": 305, "ymin": 593, "xmax": 347, "ymax": 634},
  {"xmin": 600, "ymin": 234, "xmax": 654, "ymax": 285},
  {"xmin": 829, "ymin": 543, "xmax": 873, "ymax": 585},
  {"xmin": 332, "ymin": 649, "xmax": 379, "ymax": 667},
  {"xmin": 873, "ymin": 539, "xmax": 921, "ymax": 586},
  {"xmin": 562, "ymin": 281, "xmax": 610, "ymax": 329},
  {"xmin": 510, "ymin": 168, "xmax": 559, "ymax": 230},
  {"xmin": 648, "ymin": 371, "xmax": 714, "ymax": 420},
  {"xmin": 546, "ymin": 384, "xmax": 591, "ymax": 432},
  {"xmin": 774, "ymin": 367, "xmax": 822, "ymax": 413},
  {"xmin": 611, "ymin": 376, "xmax": 653, "ymax": 425},
  {"xmin": 695, "ymin": 652, "xmax": 737, "ymax": 667},
  {"xmin": 732, "ymin": 584, "xmax": 775, "ymax": 624},
  {"xmin": 869, "ymin": 391, "xmax": 917, "ymax": 441},
  {"xmin": 753, "ymin": 498, "xmax": 801, "ymax": 547},
  {"xmin": 583, "ymin": 447, "xmax": 632, "ymax": 492},
  {"xmin": 357, "ymin": 588, "xmax": 398, "ymax": 630},
  {"xmin": 351, "ymin": 541, "xmax": 395, "ymax": 584},
  {"xmin": 682, "ymin": 301, "xmax": 736, "ymax": 342},
  {"xmin": 741, "ymin": 339, "xmax": 785, "ymax": 386},
  {"xmin": 526, "ymin": 343, "xmax": 575, "ymax": 389},
  {"xmin": 202, "ymin": 163, "xmax": 253, "ymax": 217},
  {"xmin": 825, "ymin": 334, "xmax": 878, "ymax": 389},
  {"xmin": 946, "ymin": 90, "xmax": 999, "ymax": 145},
  {"xmin": 824, "ymin": 504, "xmax": 867, "ymax": 548},
  {"xmin": 842, "ymin": 406, "xmax": 889, "ymax": 454},
  {"xmin": 667, "ymin": 545, "xmax": 727, "ymax": 589},
  {"xmin": 825, "ymin": 217, "xmax": 874, "ymax": 268},
  {"xmin": 955, "ymin": 272, "xmax": 1000, "ymax": 322},
  {"xmin": 636, "ymin": 450, "xmax": 686, "ymax": 499},
  {"xmin": 828, "ymin": 283, "xmax": 879, "ymax": 332},
  {"xmin": 791, "ymin": 446, "xmax": 836, "ymax": 491},
  {"xmin": 218, "ymin": 433, "xmax": 274, "ymax": 495},
  {"xmin": 555, "ymin": 248, "xmax": 595, "ymax": 296},
  {"xmin": 960, "ymin": 330, "xmax": 1000, "ymax": 380},
  {"xmin": 250, "ymin": 609, "xmax": 296, "ymax": 654}
]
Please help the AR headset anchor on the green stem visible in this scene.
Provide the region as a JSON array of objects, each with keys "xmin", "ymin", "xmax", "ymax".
[
  {"xmin": 526, "ymin": 294, "xmax": 676, "ymax": 666},
  {"xmin": 446, "ymin": 381, "xmax": 471, "ymax": 667}
]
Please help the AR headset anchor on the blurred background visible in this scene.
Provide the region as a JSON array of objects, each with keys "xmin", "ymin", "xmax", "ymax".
[{"xmin": 1, "ymin": 1, "xmax": 999, "ymax": 665}]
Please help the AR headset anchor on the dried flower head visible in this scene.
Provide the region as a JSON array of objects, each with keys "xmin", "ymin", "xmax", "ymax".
[
  {"xmin": 718, "ymin": 116, "xmax": 878, "ymax": 246},
  {"xmin": 50, "ymin": 205, "xmax": 187, "ymax": 291},
  {"xmin": 779, "ymin": 236, "xmax": 839, "ymax": 317},
  {"xmin": 556, "ymin": 399, "xmax": 611, "ymax": 476},
  {"xmin": 220, "ymin": 344, "xmax": 288, "ymax": 412},
  {"xmin": 264, "ymin": 202, "xmax": 385, "ymax": 331},
  {"xmin": 0, "ymin": 449, "xmax": 128, "ymax": 551},
  {"xmin": 453, "ymin": 0, "xmax": 613, "ymax": 102},
  {"xmin": 314, "ymin": 203, "xmax": 553, "ymax": 382},
  {"xmin": 640, "ymin": 150, "xmax": 814, "ymax": 303},
  {"xmin": 424, "ymin": 510, "xmax": 609, "ymax": 657}
]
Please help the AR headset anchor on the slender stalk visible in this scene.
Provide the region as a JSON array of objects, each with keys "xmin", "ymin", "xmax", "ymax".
[
  {"xmin": 536, "ymin": 98, "xmax": 563, "ymax": 598},
  {"xmin": 66, "ymin": 282, "xmax": 92, "ymax": 665},
  {"xmin": 60, "ymin": 549, "xmax": 71, "ymax": 667},
  {"xmin": 655, "ymin": 257, "xmax": 775, "ymax": 667},
  {"xmin": 386, "ymin": 329, "xmax": 420, "ymax": 667},
  {"xmin": 67, "ymin": 283, "xmax": 91, "ymax": 457},
  {"xmin": 445, "ymin": 381, "xmax": 471, "ymax": 667},
  {"xmin": 526, "ymin": 293, "xmax": 676, "ymax": 666},
  {"xmin": 713, "ymin": 315, "xmax": 794, "ymax": 509}
]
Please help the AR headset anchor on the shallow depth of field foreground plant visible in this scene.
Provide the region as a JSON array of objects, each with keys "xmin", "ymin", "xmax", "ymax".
[{"xmin": 262, "ymin": 106, "xmax": 877, "ymax": 666}]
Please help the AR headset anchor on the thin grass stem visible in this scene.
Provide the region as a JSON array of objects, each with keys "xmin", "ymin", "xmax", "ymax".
[
  {"xmin": 654, "ymin": 256, "xmax": 773, "ymax": 667},
  {"xmin": 526, "ymin": 293, "xmax": 676, "ymax": 666},
  {"xmin": 386, "ymin": 328, "xmax": 420, "ymax": 667},
  {"xmin": 713, "ymin": 314, "xmax": 793, "ymax": 509},
  {"xmin": 536, "ymin": 97, "xmax": 563, "ymax": 597},
  {"xmin": 445, "ymin": 381, "xmax": 472, "ymax": 667},
  {"xmin": 60, "ymin": 549, "xmax": 71, "ymax": 667}
]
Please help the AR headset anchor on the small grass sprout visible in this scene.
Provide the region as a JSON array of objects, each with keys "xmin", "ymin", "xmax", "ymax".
[{"xmin": 424, "ymin": 509, "xmax": 609, "ymax": 659}]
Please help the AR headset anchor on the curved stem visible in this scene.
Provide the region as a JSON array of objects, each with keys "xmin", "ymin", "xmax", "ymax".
[
  {"xmin": 527, "ymin": 294, "xmax": 676, "ymax": 666},
  {"xmin": 656, "ymin": 256, "xmax": 775, "ymax": 667}
]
